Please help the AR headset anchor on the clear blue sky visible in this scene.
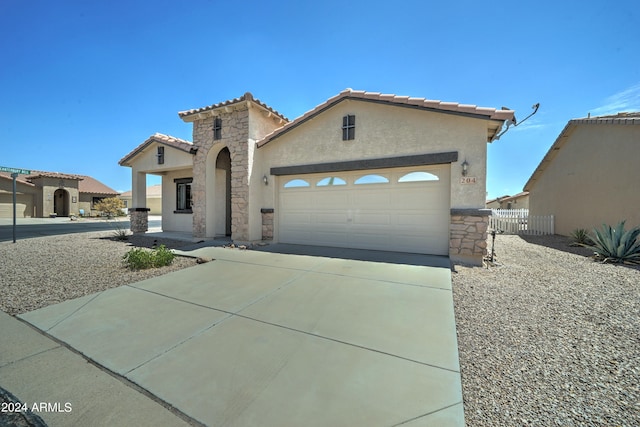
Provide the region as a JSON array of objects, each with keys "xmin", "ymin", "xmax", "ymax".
[{"xmin": 1, "ymin": 0, "xmax": 638, "ymax": 198}]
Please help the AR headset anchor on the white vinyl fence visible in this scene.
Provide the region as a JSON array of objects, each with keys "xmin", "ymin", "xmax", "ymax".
[{"xmin": 489, "ymin": 209, "xmax": 554, "ymax": 235}]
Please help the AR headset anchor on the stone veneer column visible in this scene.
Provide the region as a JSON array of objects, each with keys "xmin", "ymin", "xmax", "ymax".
[
  {"xmin": 130, "ymin": 208, "xmax": 150, "ymax": 234},
  {"xmin": 261, "ymin": 208, "xmax": 274, "ymax": 240},
  {"xmin": 449, "ymin": 208, "xmax": 490, "ymax": 265},
  {"xmin": 191, "ymin": 108, "xmax": 250, "ymax": 240}
]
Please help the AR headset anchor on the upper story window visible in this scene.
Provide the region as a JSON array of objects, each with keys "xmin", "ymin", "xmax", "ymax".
[
  {"xmin": 213, "ymin": 117, "xmax": 222, "ymax": 140},
  {"xmin": 342, "ymin": 115, "xmax": 355, "ymax": 140},
  {"xmin": 175, "ymin": 178, "xmax": 193, "ymax": 213},
  {"xmin": 157, "ymin": 146, "xmax": 164, "ymax": 165}
]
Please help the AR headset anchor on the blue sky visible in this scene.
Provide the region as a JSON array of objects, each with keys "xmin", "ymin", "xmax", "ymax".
[{"xmin": 1, "ymin": 0, "xmax": 638, "ymax": 198}]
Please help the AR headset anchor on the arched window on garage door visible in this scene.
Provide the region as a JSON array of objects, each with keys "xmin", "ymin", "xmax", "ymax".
[
  {"xmin": 283, "ymin": 178, "xmax": 310, "ymax": 188},
  {"xmin": 398, "ymin": 171, "xmax": 439, "ymax": 182},
  {"xmin": 354, "ymin": 174, "xmax": 389, "ymax": 185}
]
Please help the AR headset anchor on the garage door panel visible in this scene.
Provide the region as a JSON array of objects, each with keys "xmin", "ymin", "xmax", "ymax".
[{"xmin": 278, "ymin": 165, "xmax": 450, "ymax": 255}]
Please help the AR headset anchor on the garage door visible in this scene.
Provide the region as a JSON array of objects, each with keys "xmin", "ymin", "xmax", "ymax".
[
  {"xmin": 0, "ymin": 193, "xmax": 34, "ymax": 218},
  {"xmin": 278, "ymin": 165, "xmax": 450, "ymax": 255}
]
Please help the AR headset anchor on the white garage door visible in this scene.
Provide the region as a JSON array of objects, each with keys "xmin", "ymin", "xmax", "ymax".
[{"xmin": 278, "ymin": 165, "xmax": 450, "ymax": 255}]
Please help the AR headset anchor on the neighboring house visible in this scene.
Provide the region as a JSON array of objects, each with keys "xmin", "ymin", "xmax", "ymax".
[
  {"xmin": 120, "ymin": 89, "xmax": 515, "ymax": 265},
  {"xmin": 486, "ymin": 192, "xmax": 529, "ymax": 209},
  {"xmin": 0, "ymin": 171, "xmax": 119, "ymax": 218},
  {"xmin": 524, "ymin": 112, "xmax": 640, "ymax": 236},
  {"xmin": 119, "ymin": 184, "xmax": 162, "ymax": 215}
]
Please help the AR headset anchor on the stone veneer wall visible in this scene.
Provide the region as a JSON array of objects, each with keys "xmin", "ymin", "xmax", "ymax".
[
  {"xmin": 260, "ymin": 209, "xmax": 274, "ymax": 240},
  {"xmin": 130, "ymin": 208, "xmax": 150, "ymax": 234},
  {"xmin": 191, "ymin": 108, "xmax": 250, "ymax": 239},
  {"xmin": 449, "ymin": 208, "xmax": 490, "ymax": 265}
]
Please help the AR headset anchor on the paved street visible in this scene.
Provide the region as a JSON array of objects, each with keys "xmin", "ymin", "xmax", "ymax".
[{"xmin": 0, "ymin": 217, "xmax": 161, "ymax": 242}]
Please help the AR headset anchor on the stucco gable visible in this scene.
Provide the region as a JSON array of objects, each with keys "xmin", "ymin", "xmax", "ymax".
[
  {"xmin": 119, "ymin": 133, "xmax": 195, "ymax": 167},
  {"xmin": 256, "ymin": 89, "xmax": 515, "ymax": 147},
  {"xmin": 524, "ymin": 112, "xmax": 640, "ymax": 191}
]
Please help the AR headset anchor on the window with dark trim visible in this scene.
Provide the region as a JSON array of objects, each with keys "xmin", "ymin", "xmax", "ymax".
[
  {"xmin": 213, "ymin": 117, "xmax": 222, "ymax": 140},
  {"xmin": 157, "ymin": 146, "xmax": 164, "ymax": 164},
  {"xmin": 174, "ymin": 178, "xmax": 193, "ymax": 213},
  {"xmin": 342, "ymin": 114, "xmax": 355, "ymax": 140}
]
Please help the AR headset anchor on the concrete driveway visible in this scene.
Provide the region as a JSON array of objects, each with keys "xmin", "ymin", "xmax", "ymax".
[{"xmin": 18, "ymin": 246, "xmax": 463, "ymax": 426}]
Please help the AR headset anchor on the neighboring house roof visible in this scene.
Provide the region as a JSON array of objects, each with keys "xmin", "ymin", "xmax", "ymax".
[
  {"xmin": 524, "ymin": 112, "xmax": 640, "ymax": 191},
  {"xmin": 120, "ymin": 184, "xmax": 162, "ymax": 198},
  {"xmin": 119, "ymin": 133, "xmax": 195, "ymax": 166},
  {"xmin": 256, "ymin": 88, "xmax": 516, "ymax": 147},
  {"xmin": 0, "ymin": 171, "xmax": 118, "ymax": 195},
  {"xmin": 77, "ymin": 175, "xmax": 119, "ymax": 195},
  {"xmin": 178, "ymin": 92, "xmax": 288, "ymax": 123}
]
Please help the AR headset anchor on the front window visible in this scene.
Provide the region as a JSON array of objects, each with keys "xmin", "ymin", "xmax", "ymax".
[{"xmin": 175, "ymin": 178, "xmax": 193, "ymax": 212}]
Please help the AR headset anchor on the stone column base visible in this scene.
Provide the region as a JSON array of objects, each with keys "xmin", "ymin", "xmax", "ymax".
[
  {"xmin": 261, "ymin": 208, "xmax": 274, "ymax": 240},
  {"xmin": 449, "ymin": 208, "xmax": 490, "ymax": 266},
  {"xmin": 130, "ymin": 208, "xmax": 150, "ymax": 234}
]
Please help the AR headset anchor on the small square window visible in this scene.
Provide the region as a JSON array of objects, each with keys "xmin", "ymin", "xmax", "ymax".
[
  {"xmin": 213, "ymin": 117, "xmax": 222, "ymax": 140},
  {"xmin": 157, "ymin": 146, "xmax": 164, "ymax": 164},
  {"xmin": 342, "ymin": 115, "xmax": 355, "ymax": 140}
]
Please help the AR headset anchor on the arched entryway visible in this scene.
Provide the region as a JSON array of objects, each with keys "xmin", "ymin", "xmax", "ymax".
[
  {"xmin": 53, "ymin": 189, "xmax": 69, "ymax": 217},
  {"xmin": 215, "ymin": 147, "xmax": 232, "ymax": 236}
]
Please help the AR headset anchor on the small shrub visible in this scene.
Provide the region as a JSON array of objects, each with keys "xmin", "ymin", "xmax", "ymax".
[
  {"xmin": 123, "ymin": 245, "xmax": 175, "ymax": 270},
  {"xmin": 152, "ymin": 245, "xmax": 175, "ymax": 268},
  {"xmin": 110, "ymin": 221, "xmax": 130, "ymax": 241},
  {"xmin": 584, "ymin": 220, "xmax": 640, "ymax": 264},
  {"xmin": 570, "ymin": 228, "xmax": 593, "ymax": 246},
  {"xmin": 94, "ymin": 197, "xmax": 126, "ymax": 217}
]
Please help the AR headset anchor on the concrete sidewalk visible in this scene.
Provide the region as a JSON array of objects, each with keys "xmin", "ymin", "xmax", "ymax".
[
  {"xmin": 10, "ymin": 247, "xmax": 464, "ymax": 426},
  {"xmin": 0, "ymin": 311, "xmax": 192, "ymax": 426}
]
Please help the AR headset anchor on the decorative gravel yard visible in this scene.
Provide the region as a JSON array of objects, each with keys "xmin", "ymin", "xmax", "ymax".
[{"xmin": 0, "ymin": 231, "xmax": 638, "ymax": 426}]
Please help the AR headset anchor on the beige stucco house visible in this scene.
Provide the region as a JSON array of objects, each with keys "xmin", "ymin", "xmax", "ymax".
[
  {"xmin": 119, "ymin": 184, "xmax": 162, "ymax": 215},
  {"xmin": 524, "ymin": 112, "xmax": 640, "ymax": 236},
  {"xmin": 119, "ymin": 90, "xmax": 515, "ymax": 265},
  {"xmin": 0, "ymin": 171, "xmax": 119, "ymax": 218},
  {"xmin": 486, "ymin": 192, "xmax": 529, "ymax": 209}
]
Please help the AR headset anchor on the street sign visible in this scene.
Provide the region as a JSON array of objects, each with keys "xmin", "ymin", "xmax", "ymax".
[
  {"xmin": 0, "ymin": 166, "xmax": 31, "ymax": 175},
  {"xmin": 1, "ymin": 166, "xmax": 31, "ymax": 243}
]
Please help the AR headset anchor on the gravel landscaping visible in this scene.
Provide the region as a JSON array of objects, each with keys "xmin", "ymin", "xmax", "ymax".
[
  {"xmin": 453, "ymin": 234, "xmax": 639, "ymax": 427},
  {"xmin": 1, "ymin": 231, "xmax": 638, "ymax": 426},
  {"xmin": 0, "ymin": 231, "xmax": 198, "ymax": 315}
]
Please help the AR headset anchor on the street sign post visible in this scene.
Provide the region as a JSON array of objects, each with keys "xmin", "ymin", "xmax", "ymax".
[{"xmin": 1, "ymin": 166, "xmax": 31, "ymax": 243}]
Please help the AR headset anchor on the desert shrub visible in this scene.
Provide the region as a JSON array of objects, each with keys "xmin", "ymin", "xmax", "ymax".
[
  {"xmin": 123, "ymin": 245, "xmax": 175, "ymax": 270},
  {"xmin": 570, "ymin": 228, "xmax": 592, "ymax": 246},
  {"xmin": 94, "ymin": 197, "xmax": 125, "ymax": 217},
  {"xmin": 110, "ymin": 220, "xmax": 130, "ymax": 241},
  {"xmin": 584, "ymin": 221, "xmax": 640, "ymax": 264}
]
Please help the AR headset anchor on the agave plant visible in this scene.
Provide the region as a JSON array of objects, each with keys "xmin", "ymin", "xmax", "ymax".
[
  {"xmin": 570, "ymin": 228, "xmax": 593, "ymax": 246},
  {"xmin": 585, "ymin": 221, "xmax": 640, "ymax": 264}
]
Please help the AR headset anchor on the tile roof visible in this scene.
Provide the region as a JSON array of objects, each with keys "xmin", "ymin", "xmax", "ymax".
[
  {"xmin": 256, "ymin": 88, "xmax": 516, "ymax": 147},
  {"xmin": 524, "ymin": 112, "xmax": 640, "ymax": 191},
  {"xmin": 77, "ymin": 175, "xmax": 119, "ymax": 195},
  {"xmin": 178, "ymin": 92, "xmax": 288, "ymax": 122},
  {"xmin": 119, "ymin": 133, "xmax": 194, "ymax": 166},
  {"xmin": 119, "ymin": 184, "xmax": 162, "ymax": 198},
  {"xmin": 0, "ymin": 171, "xmax": 117, "ymax": 195}
]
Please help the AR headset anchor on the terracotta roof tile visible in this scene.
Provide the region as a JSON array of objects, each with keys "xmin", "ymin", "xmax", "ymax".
[
  {"xmin": 256, "ymin": 89, "xmax": 516, "ymax": 147},
  {"xmin": 0, "ymin": 171, "xmax": 117, "ymax": 195},
  {"xmin": 77, "ymin": 175, "xmax": 118, "ymax": 195},
  {"xmin": 119, "ymin": 133, "xmax": 194, "ymax": 166},
  {"xmin": 178, "ymin": 92, "xmax": 288, "ymax": 122}
]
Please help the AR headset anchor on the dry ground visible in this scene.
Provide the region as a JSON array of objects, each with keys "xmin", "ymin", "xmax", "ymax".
[
  {"xmin": 1, "ymin": 231, "xmax": 638, "ymax": 426},
  {"xmin": 452, "ymin": 234, "xmax": 639, "ymax": 426}
]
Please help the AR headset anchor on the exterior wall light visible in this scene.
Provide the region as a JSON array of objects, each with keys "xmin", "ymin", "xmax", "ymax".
[
  {"xmin": 461, "ymin": 160, "xmax": 469, "ymax": 176},
  {"xmin": 263, "ymin": 175, "xmax": 269, "ymax": 185}
]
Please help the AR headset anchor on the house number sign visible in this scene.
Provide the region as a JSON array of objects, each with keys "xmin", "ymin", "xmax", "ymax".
[{"xmin": 460, "ymin": 176, "xmax": 477, "ymax": 184}]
